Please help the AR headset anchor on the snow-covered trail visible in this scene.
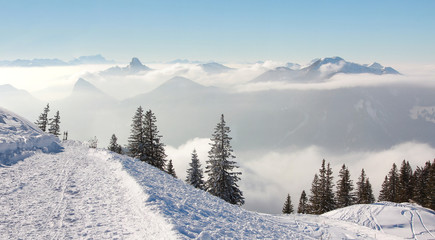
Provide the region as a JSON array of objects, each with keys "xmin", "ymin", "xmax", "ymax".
[{"xmin": 0, "ymin": 141, "xmax": 177, "ymax": 239}]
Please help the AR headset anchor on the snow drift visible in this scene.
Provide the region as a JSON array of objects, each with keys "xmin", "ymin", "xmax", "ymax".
[
  {"xmin": 0, "ymin": 107, "xmax": 61, "ymax": 165},
  {"xmin": 323, "ymin": 202, "xmax": 435, "ymax": 239}
]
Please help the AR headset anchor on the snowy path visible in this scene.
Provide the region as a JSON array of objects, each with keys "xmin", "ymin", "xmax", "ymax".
[{"xmin": 0, "ymin": 142, "xmax": 177, "ymax": 239}]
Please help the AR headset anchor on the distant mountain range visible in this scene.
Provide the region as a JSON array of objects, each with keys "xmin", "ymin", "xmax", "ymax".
[
  {"xmin": 3, "ymin": 71, "xmax": 434, "ymax": 153},
  {"xmin": 252, "ymin": 57, "xmax": 400, "ymax": 83},
  {"xmin": 0, "ymin": 54, "xmax": 114, "ymax": 67},
  {"xmin": 100, "ymin": 57, "xmax": 151, "ymax": 76}
]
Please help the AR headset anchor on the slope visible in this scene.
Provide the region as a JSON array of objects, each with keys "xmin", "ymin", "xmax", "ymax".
[
  {"xmin": 0, "ymin": 142, "xmax": 177, "ymax": 239},
  {"xmin": 323, "ymin": 202, "xmax": 435, "ymax": 239},
  {"xmin": 0, "ymin": 107, "xmax": 61, "ymax": 165},
  {"xmin": 0, "ymin": 108, "xmax": 399, "ymax": 239}
]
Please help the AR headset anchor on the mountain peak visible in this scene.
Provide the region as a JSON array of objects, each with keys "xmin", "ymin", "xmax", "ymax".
[
  {"xmin": 199, "ymin": 62, "xmax": 233, "ymax": 74},
  {"xmin": 368, "ymin": 62, "xmax": 384, "ymax": 69},
  {"xmin": 319, "ymin": 56, "xmax": 345, "ymax": 64},
  {"xmin": 73, "ymin": 78, "xmax": 102, "ymax": 93},
  {"xmin": 129, "ymin": 57, "xmax": 144, "ymax": 67}
]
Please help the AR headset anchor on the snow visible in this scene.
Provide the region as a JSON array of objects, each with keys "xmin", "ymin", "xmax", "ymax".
[
  {"xmin": 0, "ymin": 141, "xmax": 177, "ymax": 239},
  {"xmin": 0, "ymin": 108, "xmax": 411, "ymax": 239},
  {"xmin": 0, "ymin": 107, "xmax": 61, "ymax": 165},
  {"xmin": 1, "ymin": 142, "xmax": 399, "ymax": 239},
  {"xmin": 323, "ymin": 202, "xmax": 435, "ymax": 239}
]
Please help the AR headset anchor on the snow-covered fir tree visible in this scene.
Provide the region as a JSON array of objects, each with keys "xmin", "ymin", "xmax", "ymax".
[
  {"xmin": 166, "ymin": 159, "xmax": 177, "ymax": 178},
  {"xmin": 205, "ymin": 114, "xmax": 244, "ymax": 206},
  {"xmin": 108, "ymin": 134, "xmax": 122, "ymax": 154},
  {"xmin": 186, "ymin": 149, "xmax": 205, "ymax": 190},
  {"xmin": 48, "ymin": 110, "xmax": 61, "ymax": 136},
  {"xmin": 128, "ymin": 106, "xmax": 145, "ymax": 160},
  {"xmin": 336, "ymin": 164, "xmax": 354, "ymax": 208},
  {"xmin": 143, "ymin": 110, "xmax": 167, "ymax": 170},
  {"xmin": 282, "ymin": 194, "xmax": 294, "ymax": 214},
  {"xmin": 297, "ymin": 190, "xmax": 308, "ymax": 214},
  {"xmin": 35, "ymin": 103, "xmax": 50, "ymax": 132}
]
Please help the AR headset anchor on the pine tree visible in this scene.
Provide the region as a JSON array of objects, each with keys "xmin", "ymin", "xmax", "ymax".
[
  {"xmin": 108, "ymin": 134, "xmax": 122, "ymax": 154},
  {"xmin": 378, "ymin": 176, "xmax": 390, "ymax": 201},
  {"xmin": 205, "ymin": 114, "xmax": 244, "ymax": 206},
  {"xmin": 282, "ymin": 194, "xmax": 294, "ymax": 214},
  {"xmin": 143, "ymin": 110, "xmax": 167, "ymax": 170},
  {"xmin": 48, "ymin": 110, "xmax": 61, "ymax": 136},
  {"xmin": 166, "ymin": 159, "xmax": 177, "ymax": 178},
  {"xmin": 128, "ymin": 106, "xmax": 145, "ymax": 160},
  {"xmin": 428, "ymin": 159, "xmax": 435, "ymax": 210},
  {"xmin": 297, "ymin": 190, "xmax": 308, "ymax": 214},
  {"xmin": 323, "ymin": 162, "xmax": 336, "ymax": 212},
  {"xmin": 387, "ymin": 163, "xmax": 400, "ymax": 202},
  {"xmin": 398, "ymin": 160, "xmax": 413, "ymax": 202},
  {"xmin": 413, "ymin": 161, "xmax": 431, "ymax": 207},
  {"xmin": 365, "ymin": 178, "xmax": 375, "ymax": 203},
  {"xmin": 308, "ymin": 174, "xmax": 321, "ymax": 214},
  {"xmin": 356, "ymin": 168, "xmax": 373, "ymax": 204},
  {"xmin": 336, "ymin": 164, "xmax": 354, "ymax": 208},
  {"xmin": 311, "ymin": 159, "xmax": 335, "ymax": 214},
  {"xmin": 186, "ymin": 149, "xmax": 205, "ymax": 190},
  {"xmin": 35, "ymin": 103, "xmax": 50, "ymax": 132}
]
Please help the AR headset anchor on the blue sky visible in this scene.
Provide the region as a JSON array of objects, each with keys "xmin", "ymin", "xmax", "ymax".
[{"xmin": 1, "ymin": 0, "xmax": 434, "ymax": 64}]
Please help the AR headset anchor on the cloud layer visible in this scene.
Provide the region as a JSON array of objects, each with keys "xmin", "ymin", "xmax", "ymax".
[{"xmin": 166, "ymin": 138, "xmax": 435, "ymax": 214}]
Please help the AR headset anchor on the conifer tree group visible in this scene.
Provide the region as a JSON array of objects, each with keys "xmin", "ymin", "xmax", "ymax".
[
  {"xmin": 108, "ymin": 134, "xmax": 122, "ymax": 154},
  {"xmin": 298, "ymin": 160, "xmax": 375, "ymax": 215},
  {"xmin": 379, "ymin": 159, "xmax": 435, "ymax": 210},
  {"xmin": 35, "ymin": 103, "xmax": 61, "ymax": 137},
  {"xmin": 127, "ymin": 106, "xmax": 167, "ymax": 171}
]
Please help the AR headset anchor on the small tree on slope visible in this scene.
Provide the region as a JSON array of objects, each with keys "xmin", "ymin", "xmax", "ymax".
[
  {"xmin": 282, "ymin": 194, "xmax": 294, "ymax": 214},
  {"xmin": 166, "ymin": 160, "xmax": 177, "ymax": 178},
  {"xmin": 35, "ymin": 103, "xmax": 50, "ymax": 132},
  {"xmin": 186, "ymin": 149, "xmax": 205, "ymax": 190},
  {"xmin": 297, "ymin": 190, "xmax": 308, "ymax": 214},
  {"xmin": 48, "ymin": 110, "xmax": 61, "ymax": 136},
  {"xmin": 108, "ymin": 134, "xmax": 122, "ymax": 154},
  {"xmin": 205, "ymin": 114, "xmax": 244, "ymax": 206}
]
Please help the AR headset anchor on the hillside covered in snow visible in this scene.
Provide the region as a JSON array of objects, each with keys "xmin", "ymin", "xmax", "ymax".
[
  {"xmin": 0, "ymin": 107, "xmax": 414, "ymax": 239},
  {"xmin": 323, "ymin": 202, "xmax": 435, "ymax": 239}
]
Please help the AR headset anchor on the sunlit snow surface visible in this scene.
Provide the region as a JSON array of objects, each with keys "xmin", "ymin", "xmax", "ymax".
[
  {"xmin": 0, "ymin": 107, "xmax": 61, "ymax": 165},
  {"xmin": 1, "ymin": 143, "xmax": 400, "ymax": 239},
  {"xmin": 323, "ymin": 202, "xmax": 435, "ymax": 239},
  {"xmin": 0, "ymin": 108, "xmax": 404, "ymax": 239}
]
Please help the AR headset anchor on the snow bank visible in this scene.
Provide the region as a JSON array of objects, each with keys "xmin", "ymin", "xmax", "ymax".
[
  {"xmin": 114, "ymin": 152, "xmax": 398, "ymax": 239},
  {"xmin": 323, "ymin": 202, "xmax": 435, "ymax": 239},
  {"xmin": 0, "ymin": 107, "xmax": 61, "ymax": 165}
]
